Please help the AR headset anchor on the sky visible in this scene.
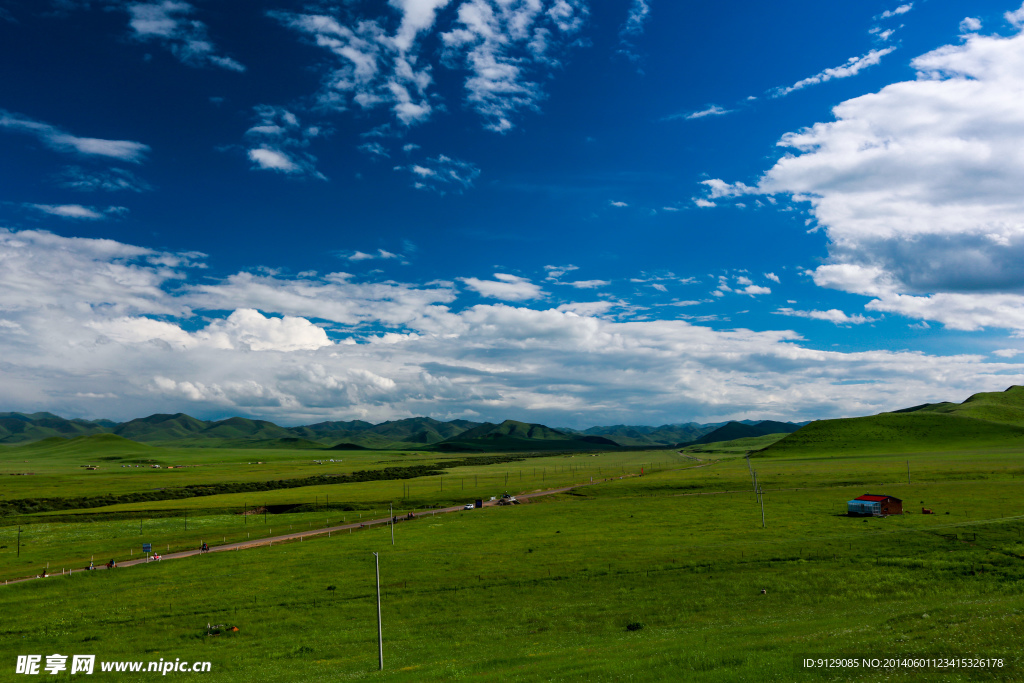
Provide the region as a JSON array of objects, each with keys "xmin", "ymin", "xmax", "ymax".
[{"xmin": 3, "ymin": 0, "xmax": 1024, "ymax": 428}]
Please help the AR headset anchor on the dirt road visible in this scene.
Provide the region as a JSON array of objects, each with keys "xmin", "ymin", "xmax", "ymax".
[{"xmin": 1, "ymin": 482, "xmax": 593, "ymax": 586}]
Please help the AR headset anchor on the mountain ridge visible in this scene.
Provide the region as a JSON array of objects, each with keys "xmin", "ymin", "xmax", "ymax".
[{"xmin": 0, "ymin": 411, "xmax": 809, "ymax": 450}]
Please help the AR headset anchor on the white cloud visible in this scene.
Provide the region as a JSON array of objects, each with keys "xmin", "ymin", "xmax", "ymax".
[
  {"xmin": 668, "ymin": 104, "xmax": 733, "ymax": 121},
  {"xmin": 764, "ymin": 272, "xmax": 780, "ymax": 283},
  {"xmin": 959, "ymin": 17, "xmax": 982, "ymax": 33},
  {"xmin": 358, "ymin": 141, "xmax": 390, "ymax": 158},
  {"xmin": 775, "ymin": 307, "xmax": 876, "ymax": 325},
  {"xmin": 620, "ymin": 0, "xmax": 650, "ymax": 36},
  {"xmin": 273, "ymin": 2, "xmax": 446, "ymax": 127},
  {"xmin": 460, "ymin": 273, "xmax": 546, "ymax": 301},
  {"xmin": 5, "ymin": 227, "xmax": 1024, "ymax": 426},
  {"xmin": 708, "ymin": 23, "xmax": 1024, "ymax": 331},
  {"xmin": 248, "ymin": 148, "xmax": 300, "ymax": 173},
  {"xmin": 617, "ymin": 0, "xmax": 650, "ymax": 63},
  {"xmin": 396, "ymin": 153, "xmax": 480, "ymax": 192},
  {"xmin": 440, "ymin": 0, "xmax": 588, "ymax": 132},
  {"xmin": 0, "ymin": 110, "xmax": 149, "ymax": 162},
  {"xmin": 27, "ymin": 204, "xmax": 106, "ymax": 220},
  {"xmin": 693, "ymin": 197, "xmax": 716, "ymax": 208},
  {"xmin": 1008, "ymin": 4, "xmax": 1024, "ymax": 28},
  {"xmin": 556, "ymin": 301, "xmax": 615, "ymax": 316},
  {"xmin": 736, "ymin": 276, "xmax": 753, "ymax": 286},
  {"xmin": 565, "ymin": 280, "xmax": 610, "ymax": 289},
  {"xmin": 244, "ymin": 106, "xmax": 324, "ymax": 179},
  {"xmin": 879, "ymin": 3, "xmax": 913, "ymax": 19},
  {"xmin": 126, "ymin": 1, "xmax": 245, "ymax": 71},
  {"xmin": 610, "ymin": 200, "xmax": 628, "ymax": 207},
  {"xmin": 544, "ymin": 264, "xmax": 578, "ymax": 280},
  {"xmin": 740, "ymin": 285, "xmax": 771, "ymax": 296},
  {"xmin": 772, "ymin": 47, "xmax": 896, "ymax": 97},
  {"xmin": 993, "ymin": 348, "xmax": 1022, "ymax": 358},
  {"xmin": 55, "ymin": 167, "xmax": 152, "ymax": 193},
  {"xmin": 343, "ymin": 249, "xmax": 400, "ymax": 262}
]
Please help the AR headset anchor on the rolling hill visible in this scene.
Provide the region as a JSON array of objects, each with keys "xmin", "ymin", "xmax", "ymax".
[
  {"xmin": 755, "ymin": 386, "xmax": 1024, "ymax": 457},
  {"xmin": 687, "ymin": 420, "xmax": 803, "ymax": 446},
  {"xmin": 427, "ymin": 420, "xmax": 621, "ymax": 452},
  {"xmin": 0, "ymin": 410, "xmax": 807, "ymax": 452}
]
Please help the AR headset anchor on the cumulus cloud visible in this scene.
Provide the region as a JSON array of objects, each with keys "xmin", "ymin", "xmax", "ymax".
[
  {"xmin": 879, "ymin": 3, "xmax": 913, "ymax": 19},
  {"xmin": 2, "ymin": 227, "xmax": 1024, "ymax": 424},
  {"xmin": 960, "ymin": 17, "xmax": 982, "ymax": 33},
  {"xmin": 705, "ymin": 21, "xmax": 1024, "ymax": 331},
  {"xmin": 1008, "ymin": 5, "xmax": 1024, "ymax": 28},
  {"xmin": 343, "ymin": 249, "xmax": 400, "ymax": 262},
  {"xmin": 556, "ymin": 301, "xmax": 615, "ymax": 316},
  {"xmin": 244, "ymin": 106, "xmax": 324, "ymax": 178},
  {"xmin": 125, "ymin": 1, "xmax": 245, "ymax": 71},
  {"xmin": 772, "ymin": 47, "xmax": 896, "ymax": 97},
  {"xmin": 775, "ymin": 307, "xmax": 876, "ymax": 325},
  {"xmin": 0, "ymin": 110, "xmax": 149, "ymax": 162},
  {"xmin": 544, "ymin": 264, "xmax": 578, "ymax": 280},
  {"xmin": 764, "ymin": 272, "xmax": 780, "ymax": 283},
  {"xmin": 396, "ymin": 153, "xmax": 480, "ymax": 192},
  {"xmin": 460, "ymin": 273, "xmax": 545, "ymax": 301}
]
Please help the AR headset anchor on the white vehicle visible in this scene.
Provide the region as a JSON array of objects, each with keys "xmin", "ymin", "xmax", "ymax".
[{"xmin": 463, "ymin": 503, "xmax": 475, "ymax": 510}]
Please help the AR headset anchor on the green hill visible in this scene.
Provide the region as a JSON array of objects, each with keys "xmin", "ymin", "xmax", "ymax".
[
  {"xmin": 574, "ymin": 423, "xmax": 716, "ymax": 446},
  {"xmin": 454, "ymin": 420, "xmax": 569, "ymax": 442},
  {"xmin": 898, "ymin": 385, "xmax": 1024, "ymax": 427},
  {"xmin": 755, "ymin": 411, "xmax": 1024, "ymax": 457},
  {"xmin": 0, "ymin": 433, "xmax": 155, "ymax": 459},
  {"xmin": 0, "ymin": 412, "xmax": 112, "ymax": 444},
  {"xmin": 430, "ymin": 420, "xmax": 621, "ymax": 452},
  {"xmin": 689, "ymin": 420, "xmax": 802, "ymax": 446},
  {"xmin": 113, "ymin": 413, "xmax": 207, "ymax": 441},
  {"xmin": 684, "ymin": 432, "xmax": 790, "ymax": 453}
]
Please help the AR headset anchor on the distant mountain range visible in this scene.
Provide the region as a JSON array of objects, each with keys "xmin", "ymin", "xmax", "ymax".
[{"xmin": 0, "ymin": 411, "xmax": 808, "ymax": 451}]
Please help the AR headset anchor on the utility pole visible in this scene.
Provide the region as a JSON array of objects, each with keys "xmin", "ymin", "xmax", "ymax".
[
  {"xmin": 758, "ymin": 486, "xmax": 766, "ymax": 528},
  {"xmin": 907, "ymin": 460, "xmax": 911, "ymax": 485},
  {"xmin": 372, "ymin": 552, "xmax": 383, "ymax": 671},
  {"xmin": 244, "ymin": 502, "xmax": 247, "ymax": 526},
  {"xmin": 17, "ymin": 526, "xmax": 21, "ymax": 558},
  {"xmin": 390, "ymin": 504, "xmax": 394, "ymax": 546}
]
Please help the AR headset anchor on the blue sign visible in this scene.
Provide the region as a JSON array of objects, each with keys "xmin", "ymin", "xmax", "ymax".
[{"xmin": 142, "ymin": 543, "xmax": 152, "ymax": 553}]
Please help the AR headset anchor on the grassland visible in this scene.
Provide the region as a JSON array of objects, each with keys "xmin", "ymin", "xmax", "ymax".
[{"xmin": 2, "ymin": 436, "xmax": 1024, "ymax": 680}]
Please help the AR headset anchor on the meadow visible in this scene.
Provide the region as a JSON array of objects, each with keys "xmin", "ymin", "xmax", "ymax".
[{"xmin": 1, "ymin": 440, "xmax": 1023, "ymax": 680}]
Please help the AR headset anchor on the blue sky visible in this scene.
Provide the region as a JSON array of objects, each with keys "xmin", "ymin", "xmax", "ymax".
[{"xmin": 2, "ymin": 0, "xmax": 1024, "ymax": 427}]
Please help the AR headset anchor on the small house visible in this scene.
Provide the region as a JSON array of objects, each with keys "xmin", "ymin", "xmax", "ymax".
[{"xmin": 847, "ymin": 494, "xmax": 902, "ymax": 516}]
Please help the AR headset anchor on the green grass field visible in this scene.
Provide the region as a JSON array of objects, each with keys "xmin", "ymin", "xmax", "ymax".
[{"xmin": 2, "ymin": 437, "xmax": 1024, "ymax": 680}]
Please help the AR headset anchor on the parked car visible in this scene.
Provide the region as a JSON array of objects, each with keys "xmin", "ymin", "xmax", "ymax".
[{"xmin": 463, "ymin": 503, "xmax": 475, "ymax": 510}]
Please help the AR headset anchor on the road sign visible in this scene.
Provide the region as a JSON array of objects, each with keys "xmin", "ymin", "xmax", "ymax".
[{"xmin": 142, "ymin": 543, "xmax": 152, "ymax": 553}]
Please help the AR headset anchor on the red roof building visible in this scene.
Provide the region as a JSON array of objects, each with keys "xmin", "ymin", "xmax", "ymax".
[{"xmin": 847, "ymin": 494, "xmax": 903, "ymax": 516}]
